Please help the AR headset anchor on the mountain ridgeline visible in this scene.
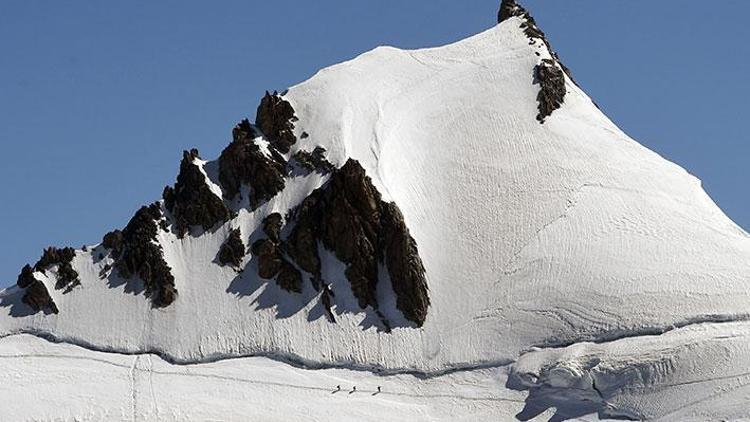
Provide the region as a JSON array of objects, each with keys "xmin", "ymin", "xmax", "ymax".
[
  {"xmin": 14, "ymin": 91, "xmax": 431, "ymax": 328},
  {"xmin": 11, "ymin": 1, "xmax": 578, "ymax": 331}
]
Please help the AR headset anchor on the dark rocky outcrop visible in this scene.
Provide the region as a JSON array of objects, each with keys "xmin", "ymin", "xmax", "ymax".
[
  {"xmin": 256, "ymin": 91, "xmax": 298, "ymax": 154},
  {"xmin": 252, "ymin": 239, "xmax": 282, "ymax": 279},
  {"xmin": 498, "ymin": 0, "xmax": 546, "ymax": 41},
  {"xmin": 34, "ymin": 247, "xmax": 75, "ymax": 272},
  {"xmin": 232, "ymin": 117, "xmax": 259, "ymax": 142},
  {"xmin": 317, "ymin": 160, "xmax": 383, "ymax": 311},
  {"xmin": 110, "ymin": 203, "xmax": 177, "ymax": 308},
  {"xmin": 262, "ymin": 213, "xmax": 283, "ymax": 243},
  {"xmin": 17, "ymin": 264, "xmax": 58, "ymax": 314},
  {"xmin": 219, "ymin": 119, "xmax": 287, "ymax": 208},
  {"xmin": 290, "ymin": 147, "xmax": 335, "ymax": 175},
  {"xmin": 380, "ymin": 203, "xmax": 430, "ymax": 326},
  {"xmin": 34, "ymin": 246, "xmax": 80, "ymax": 293},
  {"xmin": 218, "ymin": 228, "xmax": 245, "ymax": 268},
  {"xmin": 102, "ymin": 230, "xmax": 124, "ymax": 255},
  {"xmin": 320, "ymin": 284, "xmax": 336, "ymax": 322},
  {"xmin": 283, "ymin": 159, "xmax": 430, "ymax": 326},
  {"xmin": 285, "ymin": 194, "xmax": 324, "ymax": 289},
  {"xmin": 535, "ymin": 59, "xmax": 566, "ymax": 123},
  {"xmin": 498, "ymin": 0, "xmax": 574, "ymax": 123},
  {"xmin": 498, "ymin": 0, "xmax": 526, "ymax": 22},
  {"xmin": 251, "ymin": 213, "xmax": 303, "ymax": 293},
  {"xmin": 163, "ymin": 149, "xmax": 231, "ymax": 237},
  {"xmin": 276, "ymin": 261, "xmax": 303, "ymax": 294},
  {"xmin": 10, "ymin": 94, "xmax": 428, "ymax": 327}
]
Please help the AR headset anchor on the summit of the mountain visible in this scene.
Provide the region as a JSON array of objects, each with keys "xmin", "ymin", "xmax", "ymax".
[{"xmin": 498, "ymin": 0, "xmax": 528, "ymax": 23}]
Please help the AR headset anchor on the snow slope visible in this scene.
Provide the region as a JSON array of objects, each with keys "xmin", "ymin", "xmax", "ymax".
[
  {"xmin": 0, "ymin": 334, "xmax": 530, "ymax": 422},
  {"xmin": 2, "ymin": 8, "xmax": 750, "ymax": 421},
  {"xmin": 5, "ymin": 322, "xmax": 750, "ymax": 421}
]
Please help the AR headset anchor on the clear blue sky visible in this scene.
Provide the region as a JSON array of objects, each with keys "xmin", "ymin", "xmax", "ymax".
[{"xmin": 1, "ymin": 1, "xmax": 748, "ymax": 287}]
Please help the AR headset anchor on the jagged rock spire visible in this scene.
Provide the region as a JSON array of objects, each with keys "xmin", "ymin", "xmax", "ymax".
[{"xmin": 498, "ymin": 0, "xmax": 527, "ymax": 23}]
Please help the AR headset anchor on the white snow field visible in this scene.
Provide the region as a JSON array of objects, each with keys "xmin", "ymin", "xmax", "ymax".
[
  {"xmin": 2, "ymin": 10, "xmax": 750, "ymax": 422},
  {"xmin": 0, "ymin": 334, "xmax": 531, "ymax": 422}
]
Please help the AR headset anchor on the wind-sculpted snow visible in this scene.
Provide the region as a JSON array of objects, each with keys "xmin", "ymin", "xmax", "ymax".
[
  {"xmin": 509, "ymin": 320, "xmax": 750, "ymax": 421},
  {"xmin": 3, "ymin": 3, "xmax": 750, "ymax": 419}
]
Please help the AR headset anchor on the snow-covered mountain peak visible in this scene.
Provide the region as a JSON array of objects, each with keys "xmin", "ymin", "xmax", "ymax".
[{"xmin": 3, "ymin": 3, "xmax": 750, "ymax": 419}]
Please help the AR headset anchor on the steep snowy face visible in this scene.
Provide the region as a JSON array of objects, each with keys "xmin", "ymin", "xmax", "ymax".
[{"xmin": 2, "ymin": 1, "xmax": 750, "ymax": 377}]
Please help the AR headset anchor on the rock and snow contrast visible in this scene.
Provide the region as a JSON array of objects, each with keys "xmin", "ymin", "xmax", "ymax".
[{"xmin": 2, "ymin": 1, "xmax": 750, "ymax": 420}]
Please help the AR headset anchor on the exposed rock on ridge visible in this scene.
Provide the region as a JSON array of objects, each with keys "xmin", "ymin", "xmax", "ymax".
[
  {"xmin": 34, "ymin": 247, "xmax": 80, "ymax": 293},
  {"xmin": 285, "ymin": 195, "xmax": 324, "ymax": 288},
  {"xmin": 102, "ymin": 230, "xmax": 124, "ymax": 255},
  {"xmin": 315, "ymin": 160, "xmax": 383, "ymax": 311},
  {"xmin": 15, "ymin": 246, "xmax": 80, "ymax": 314},
  {"xmin": 280, "ymin": 159, "xmax": 431, "ymax": 327},
  {"xmin": 252, "ymin": 213, "xmax": 303, "ymax": 293},
  {"xmin": 17, "ymin": 265, "xmax": 58, "ymax": 314},
  {"xmin": 218, "ymin": 119, "xmax": 287, "ymax": 208},
  {"xmin": 498, "ymin": 0, "xmax": 572, "ymax": 122},
  {"xmin": 497, "ymin": 0, "xmax": 526, "ymax": 22},
  {"xmin": 535, "ymin": 59, "xmax": 566, "ymax": 123},
  {"xmin": 256, "ymin": 91, "xmax": 299, "ymax": 154},
  {"xmin": 379, "ymin": 203, "xmax": 430, "ymax": 326},
  {"xmin": 218, "ymin": 228, "xmax": 246, "ymax": 268},
  {"xmin": 289, "ymin": 147, "xmax": 335, "ymax": 175},
  {"xmin": 163, "ymin": 149, "xmax": 232, "ymax": 237},
  {"xmin": 11, "ymin": 92, "xmax": 429, "ymax": 326},
  {"xmin": 107, "ymin": 203, "xmax": 177, "ymax": 308}
]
